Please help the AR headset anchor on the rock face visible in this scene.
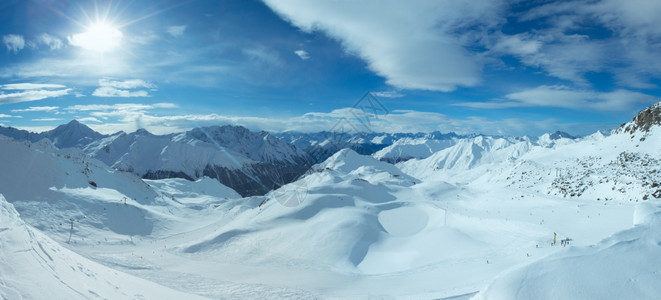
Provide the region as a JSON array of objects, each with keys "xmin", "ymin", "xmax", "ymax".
[{"xmin": 619, "ymin": 102, "xmax": 661, "ymax": 134}]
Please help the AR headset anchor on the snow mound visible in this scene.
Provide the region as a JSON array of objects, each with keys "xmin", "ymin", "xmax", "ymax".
[{"xmin": 473, "ymin": 207, "xmax": 661, "ymax": 300}]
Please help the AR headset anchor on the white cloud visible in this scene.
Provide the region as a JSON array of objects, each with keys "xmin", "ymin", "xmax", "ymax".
[
  {"xmin": 98, "ymin": 78, "xmax": 155, "ymax": 89},
  {"xmin": 0, "ymin": 114, "xmax": 16, "ymax": 118},
  {"xmin": 456, "ymin": 85, "xmax": 659, "ymax": 111},
  {"xmin": 66, "ymin": 102, "xmax": 177, "ymax": 113},
  {"xmin": 0, "ymin": 56, "xmax": 132, "ymax": 80},
  {"xmin": 32, "ymin": 118, "xmax": 63, "ymax": 122},
  {"xmin": 243, "ymin": 47, "xmax": 283, "ymax": 66},
  {"xmin": 488, "ymin": 0, "xmax": 661, "ymax": 88},
  {"xmin": 167, "ymin": 25, "xmax": 187, "ymax": 37},
  {"xmin": 76, "ymin": 117, "xmax": 102, "ymax": 123},
  {"xmin": 263, "ymin": 0, "xmax": 501, "ymax": 92},
  {"xmin": 0, "ymin": 83, "xmax": 71, "ymax": 104},
  {"xmin": 3, "ymin": 34, "xmax": 25, "ymax": 54},
  {"xmin": 1, "ymin": 83, "xmax": 66, "ymax": 90},
  {"xmin": 10, "ymin": 106, "xmax": 59, "ymax": 113},
  {"xmin": 92, "ymin": 87, "xmax": 150, "ymax": 97},
  {"xmin": 294, "ymin": 50, "xmax": 310, "ymax": 60},
  {"xmin": 92, "ymin": 78, "xmax": 156, "ymax": 98},
  {"xmin": 29, "ymin": 33, "xmax": 63, "ymax": 50},
  {"xmin": 372, "ymin": 90, "xmax": 404, "ymax": 98}
]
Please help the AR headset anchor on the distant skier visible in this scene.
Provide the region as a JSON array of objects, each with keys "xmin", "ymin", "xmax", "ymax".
[{"xmin": 553, "ymin": 232, "xmax": 557, "ymax": 245}]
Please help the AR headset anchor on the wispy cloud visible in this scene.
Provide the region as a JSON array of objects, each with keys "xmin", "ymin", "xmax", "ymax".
[
  {"xmin": 294, "ymin": 50, "xmax": 309, "ymax": 60},
  {"xmin": 76, "ymin": 117, "xmax": 102, "ymax": 123},
  {"xmin": 1, "ymin": 83, "xmax": 66, "ymax": 90},
  {"xmin": 66, "ymin": 102, "xmax": 176, "ymax": 113},
  {"xmin": 92, "ymin": 78, "xmax": 157, "ymax": 98},
  {"xmin": 167, "ymin": 25, "xmax": 187, "ymax": 37},
  {"xmin": 456, "ymin": 85, "xmax": 658, "ymax": 111},
  {"xmin": 10, "ymin": 106, "xmax": 59, "ymax": 113},
  {"xmin": 3, "ymin": 34, "xmax": 25, "ymax": 54},
  {"xmin": 243, "ymin": 47, "xmax": 283, "ymax": 66},
  {"xmin": 32, "ymin": 118, "xmax": 63, "ymax": 122},
  {"xmin": 28, "ymin": 33, "xmax": 63, "ymax": 50},
  {"xmin": 0, "ymin": 114, "xmax": 19, "ymax": 118},
  {"xmin": 0, "ymin": 83, "xmax": 71, "ymax": 105},
  {"xmin": 372, "ymin": 90, "xmax": 404, "ymax": 98}
]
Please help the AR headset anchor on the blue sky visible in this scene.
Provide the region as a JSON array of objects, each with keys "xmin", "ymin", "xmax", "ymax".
[{"xmin": 1, "ymin": 0, "xmax": 660, "ymax": 136}]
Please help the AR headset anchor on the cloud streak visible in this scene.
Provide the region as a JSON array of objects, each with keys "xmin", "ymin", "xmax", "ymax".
[
  {"xmin": 92, "ymin": 79, "xmax": 157, "ymax": 98},
  {"xmin": 456, "ymin": 85, "xmax": 659, "ymax": 111},
  {"xmin": 10, "ymin": 106, "xmax": 59, "ymax": 113},
  {"xmin": 0, "ymin": 83, "xmax": 71, "ymax": 105}
]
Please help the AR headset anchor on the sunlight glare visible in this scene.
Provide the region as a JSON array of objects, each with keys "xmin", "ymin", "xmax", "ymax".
[{"xmin": 69, "ymin": 21, "xmax": 123, "ymax": 53}]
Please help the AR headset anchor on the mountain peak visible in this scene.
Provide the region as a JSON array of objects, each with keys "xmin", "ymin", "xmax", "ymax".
[
  {"xmin": 67, "ymin": 119, "xmax": 82, "ymax": 126},
  {"xmin": 549, "ymin": 131, "xmax": 574, "ymax": 140},
  {"xmin": 45, "ymin": 120, "xmax": 104, "ymax": 149},
  {"xmin": 53, "ymin": 119, "xmax": 90, "ymax": 132},
  {"xmin": 134, "ymin": 128, "xmax": 153, "ymax": 136},
  {"xmin": 619, "ymin": 102, "xmax": 661, "ymax": 135}
]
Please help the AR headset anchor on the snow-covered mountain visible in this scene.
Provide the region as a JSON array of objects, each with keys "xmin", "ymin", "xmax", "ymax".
[
  {"xmin": 0, "ymin": 119, "xmax": 106, "ymax": 149},
  {"xmin": 372, "ymin": 137, "xmax": 459, "ymax": 163},
  {"xmin": 0, "ymin": 121, "xmax": 312, "ymax": 197},
  {"xmin": 535, "ymin": 130, "xmax": 577, "ymax": 148},
  {"xmin": 275, "ymin": 130, "xmax": 463, "ymax": 163},
  {"xmin": 397, "ymin": 136, "xmax": 536, "ymax": 181},
  {"xmin": 83, "ymin": 125, "xmax": 311, "ymax": 197}
]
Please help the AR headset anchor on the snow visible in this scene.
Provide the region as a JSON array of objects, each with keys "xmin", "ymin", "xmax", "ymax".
[
  {"xmin": 0, "ymin": 103, "xmax": 659, "ymax": 299},
  {"xmin": 0, "ymin": 194, "xmax": 207, "ymax": 300},
  {"xmin": 474, "ymin": 207, "xmax": 661, "ymax": 300},
  {"xmin": 372, "ymin": 137, "xmax": 458, "ymax": 162}
]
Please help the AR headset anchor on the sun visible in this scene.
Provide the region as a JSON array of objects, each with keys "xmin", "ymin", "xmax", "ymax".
[{"xmin": 69, "ymin": 21, "xmax": 123, "ymax": 53}]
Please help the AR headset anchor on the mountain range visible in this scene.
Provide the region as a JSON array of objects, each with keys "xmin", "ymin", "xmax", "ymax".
[
  {"xmin": 0, "ymin": 102, "xmax": 659, "ymax": 298},
  {"xmin": 0, "ymin": 119, "xmax": 578, "ymax": 197}
]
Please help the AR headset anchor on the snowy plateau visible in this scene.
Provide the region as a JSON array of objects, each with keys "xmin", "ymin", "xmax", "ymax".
[{"xmin": 0, "ymin": 103, "xmax": 660, "ymax": 299}]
